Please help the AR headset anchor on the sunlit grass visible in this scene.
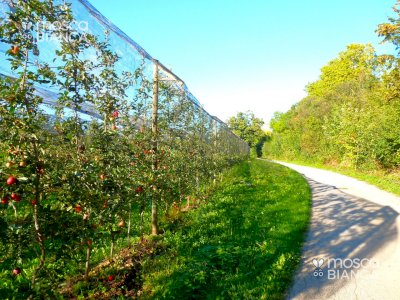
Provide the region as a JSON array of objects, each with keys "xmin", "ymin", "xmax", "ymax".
[{"xmin": 141, "ymin": 159, "xmax": 311, "ymax": 299}]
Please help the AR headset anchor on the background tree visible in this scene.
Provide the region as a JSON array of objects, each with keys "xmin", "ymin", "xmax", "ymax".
[
  {"xmin": 376, "ymin": 0, "xmax": 400, "ymax": 53},
  {"xmin": 306, "ymin": 44, "xmax": 376, "ymax": 98},
  {"xmin": 264, "ymin": 40, "xmax": 400, "ymax": 169},
  {"xmin": 228, "ymin": 111, "xmax": 267, "ymax": 157}
]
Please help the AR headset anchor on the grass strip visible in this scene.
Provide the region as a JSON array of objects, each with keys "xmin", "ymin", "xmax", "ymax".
[{"xmin": 141, "ymin": 159, "xmax": 311, "ymax": 299}]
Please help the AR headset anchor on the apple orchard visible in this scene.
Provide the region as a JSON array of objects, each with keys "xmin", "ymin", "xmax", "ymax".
[{"xmin": 0, "ymin": 0, "xmax": 248, "ymax": 297}]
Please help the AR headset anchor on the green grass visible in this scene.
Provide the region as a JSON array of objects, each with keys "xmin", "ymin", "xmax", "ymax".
[
  {"xmin": 270, "ymin": 158, "xmax": 400, "ymax": 196},
  {"xmin": 141, "ymin": 159, "xmax": 312, "ymax": 299}
]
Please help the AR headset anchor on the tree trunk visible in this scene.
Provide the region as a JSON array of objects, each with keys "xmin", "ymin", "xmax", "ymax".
[
  {"xmin": 151, "ymin": 60, "xmax": 159, "ymax": 235},
  {"xmin": 127, "ymin": 200, "xmax": 132, "ymax": 244},
  {"xmin": 31, "ymin": 142, "xmax": 45, "ymax": 286},
  {"xmin": 110, "ymin": 230, "xmax": 115, "ymax": 258},
  {"xmin": 140, "ymin": 204, "xmax": 145, "ymax": 243},
  {"xmin": 85, "ymin": 244, "xmax": 91, "ymax": 280}
]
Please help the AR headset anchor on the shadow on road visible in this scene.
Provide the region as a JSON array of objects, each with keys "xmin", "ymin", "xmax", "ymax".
[{"xmin": 288, "ymin": 178, "xmax": 399, "ymax": 299}]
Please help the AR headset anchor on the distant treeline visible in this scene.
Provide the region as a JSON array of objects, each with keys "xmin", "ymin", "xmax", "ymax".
[{"xmin": 264, "ymin": 5, "xmax": 400, "ymax": 170}]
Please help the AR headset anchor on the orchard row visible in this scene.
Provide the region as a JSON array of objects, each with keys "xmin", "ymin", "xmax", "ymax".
[{"xmin": 0, "ymin": 0, "xmax": 248, "ymax": 297}]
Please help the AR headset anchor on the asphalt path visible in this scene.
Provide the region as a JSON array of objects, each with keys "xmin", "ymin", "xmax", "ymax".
[{"xmin": 273, "ymin": 161, "xmax": 400, "ymax": 300}]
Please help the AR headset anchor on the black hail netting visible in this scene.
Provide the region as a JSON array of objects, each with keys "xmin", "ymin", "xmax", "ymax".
[{"xmin": 0, "ymin": 0, "xmax": 249, "ymax": 157}]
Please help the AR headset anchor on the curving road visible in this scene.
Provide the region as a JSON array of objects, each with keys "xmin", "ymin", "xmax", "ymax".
[{"xmin": 273, "ymin": 161, "xmax": 400, "ymax": 300}]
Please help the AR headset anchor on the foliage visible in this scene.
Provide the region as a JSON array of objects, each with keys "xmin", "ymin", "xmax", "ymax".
[
  {"xmin": 265, "ymin": 2, "xmax": 400, "ymax": 173},
  {"xmin": 228, "ymin": 111, "xmax": 268, "ymax": 157},
  {"xmin": 265, "ymin": 40, "xmax": 400, "ymax": 171},
  {"xmin": 0, "ymin": 0, "xmax": 248, "ymax": 297},
  {"xmin": 376, "ymin": 0, "xmax": 400, "ymax": 54},
  {"xmin": 141, "ymin": 159, "xmax": 311, "ymax": 299},
  {"xmin": 306, "ymin": 44, "xmax": 376, "ymax": 98}
]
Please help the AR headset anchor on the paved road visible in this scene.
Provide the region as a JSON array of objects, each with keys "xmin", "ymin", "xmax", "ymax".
[{"xmin": 273, "ymin": 161, "xmax": 400, "ymax": 300}]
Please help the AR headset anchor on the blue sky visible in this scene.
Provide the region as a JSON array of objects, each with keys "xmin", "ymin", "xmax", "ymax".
[{"xmin": 90, "ymin": 0, "xmax": 396, "ymax": 126}]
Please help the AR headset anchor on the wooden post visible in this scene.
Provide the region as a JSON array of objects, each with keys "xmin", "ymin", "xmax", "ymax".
[
  {"xmin": 151, "ymin": 60, "xmax": 159, "ymax": 235},
  {"xmin": 213, "ymin": 119, "xmax": 218, "ymax": 185},
  {"xmin": 213, "ymin": 119, "xmax": 218, "ymax": 147}
]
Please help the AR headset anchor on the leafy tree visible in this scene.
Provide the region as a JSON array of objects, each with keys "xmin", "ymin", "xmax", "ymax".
[
  {"xmin": 306, "ymin": 44, "xmax": 376, "ymax": 98},
  {"xmin": 228, "ymin": 111, "xmax": 267, "ymax": 157},
  {"xmin": 0, "ymin": 0, "xmax": 249, "ymax": 296},
  {"xmin": 376, "ymin": 2, "xmax": 400, "ymax": 100},
  {"xmin": 376, "ymin": 0, "xmax": 400, "ymax": 54},
  {"xmin": 265, "ymin": 38, "xmax": 400, "ymax": 169},
  {"xmin": 0, "ymin": 0, "xmax": 64, "ymax": 289}
]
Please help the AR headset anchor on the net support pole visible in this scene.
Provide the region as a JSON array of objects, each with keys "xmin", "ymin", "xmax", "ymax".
[
  {"xmin": 151, "ymin": 60, "xmax": 159, "ymax": 235},
  {"xmin": 213, "ymin": 119, "xmax": 218, "ymax": 185}
]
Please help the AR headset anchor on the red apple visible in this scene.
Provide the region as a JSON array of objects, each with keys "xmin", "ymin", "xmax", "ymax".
[
  {"xmin": 112, "ymin": 124, "xmax": 117, "ymax": 131},
  {"xmin": 12, "ymin": 267, "xmax": 21, "ymax": 275},
  {"xmin": 31, "ymin": 199, "xmax": 37, "ymax": 205},
  {"xmin": 136, "ymin": 186, "xmax": 143, "ymax": 194},
  {"xmin": 11, "ymin": 193, "xmax": 21, "ymax": 202},
  {"xmin": 108, "ymin": 275, "xmax": 114, "ymax": 281},
  {"xmin": 75, "ymin": 204, "xmax": 82, "ymax": 213},
  {"xmin": 100, "ymin": 174, "xmax": 106, "ymax": 180},
  {"xmin": 1, "ymin": 197, "xmax": 9, "ymax": 204},
  {"xmin": 11, "ymin": 45, "xmax": 19, "ymax": 55},
  {"xmin": 6, "ymin": 176, "xmax": 17, "ymax": 185},
  {"xmin": 113, "ymin": 111, "xmax": 119, "ymax": 118}
]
